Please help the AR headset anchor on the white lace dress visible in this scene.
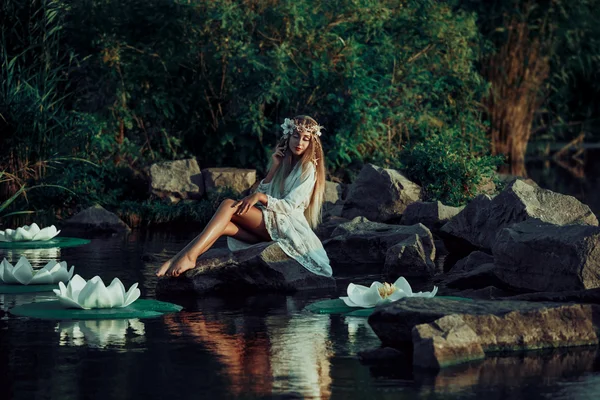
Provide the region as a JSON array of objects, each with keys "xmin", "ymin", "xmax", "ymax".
[{"xmin": 227, "ymin": 162, "xmax": 332, "ymax": 277}]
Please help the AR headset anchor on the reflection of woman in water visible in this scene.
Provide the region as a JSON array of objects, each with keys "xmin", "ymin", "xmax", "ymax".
[{"xmin": 157, "ymin": 115, "xmax": 332, "ymax": 278}]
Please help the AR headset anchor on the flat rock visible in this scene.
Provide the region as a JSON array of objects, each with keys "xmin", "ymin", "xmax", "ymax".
[
  {"xmin": 202, "ymin": 167, "xmax": 256, "ymax": 194},
  {"xmin": 368, "ymin": 297, "xmax": 600, "ymax": 348},
  {"xmin": 402, "ymin": 201, "xmax": 463, "ymax": 231},
  {"xmin": 323, "ymin": 217, "xmax": 435, "ymax": 271},
  {"xmin": 441, "ymin": 179, "xmax": 598, "ymax": 250},
  {"xmin": 412, "ymin": 314, "xmax": 485, "ymax": 369},
  {"xmin": 150, "ymin": 159, "xmax": 204, "ymax": 201},
  {"xmin": 156, "ymin": 242, "xmax": 335, "ymax": 296},
  {"xmin": 493, "ymin": 219, "xmax": 600, "ymax": 292},
  {"xmin": 63, "ymin": 205, "xmax": 131, "ymax": 233},
  {"xmin": 342, "ymin": 164, "xmax": 421, "ymax": 223},
  {"xmin": 383, "ymin": 235, "xmax": 436, "ymax": 279}
]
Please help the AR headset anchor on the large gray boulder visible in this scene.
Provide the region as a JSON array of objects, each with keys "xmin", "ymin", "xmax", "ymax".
[
  {"xmin": 402, "ymin": 201, "xmax": 463, "ymax": 231},
  {"xmin": 323, "ymin": 217, "xmax": 435, "ymax": 271},
  {"xmin": 368, "ymin": 297, "xmax": 600, "ymax": 351},
  {"xmin": 342, "ymin": 164, "xmax": 421, "ymax": 223},
  {"xmin": 322, "ymin": 181, "xmax": 345, "ymax": 218},
  {"xmin": 383, "ymin": 235, "xmax": 436, "ymax": 279},
  {"xmin": 156, "ymin": 242, "xmax": 335, "ymax": 296},
  {"xmin": 150, "ymin": 159, "xmax": 204, "ymax": 201},
  {"xmin": 63, "ymin": 205, "xmax": 131, "ymax": 233},
  {"xmin": 412, "ymin": 305, "xmax": 598, "ymax": 369},
  {"xmin": 202, "ymin": 168, "xmax": 256, "ymax": 194},
  {"xmin": 441, "ymin": 179, "xmax": 598, "ymax": 250},
  {"xmin": 493, "ymin": 219, "xmax": 600, "ymax": 292}
]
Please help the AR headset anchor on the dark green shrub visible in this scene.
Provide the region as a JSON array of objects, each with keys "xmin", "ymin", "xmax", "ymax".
[{"xmin": 401, "ymin": 128, "xmax": 503, "ymax": 206}]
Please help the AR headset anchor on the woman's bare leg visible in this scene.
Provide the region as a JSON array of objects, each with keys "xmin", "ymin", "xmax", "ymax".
[
  {"xmin": 156, "ymin": 199, "xmax": 270, "ymax": 277},
  {"xmin": 155, "ymin": 221, "xmax": 260, "ymax": 277}
]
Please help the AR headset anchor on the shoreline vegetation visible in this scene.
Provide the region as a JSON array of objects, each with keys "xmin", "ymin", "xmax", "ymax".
[{"xmin": 1, "ymin": 0, "xmax": 600, "ymax": 226}]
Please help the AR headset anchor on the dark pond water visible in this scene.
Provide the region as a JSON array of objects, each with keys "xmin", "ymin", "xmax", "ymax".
[{"xmin": 2, "ymin": 231, "xmax": 600, "ymax": 400}]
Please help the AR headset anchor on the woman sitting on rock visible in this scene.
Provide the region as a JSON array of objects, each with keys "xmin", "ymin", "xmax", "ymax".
[{"xmin": 157, "ymin": 115, "xmax": 332, "ymax": 278}]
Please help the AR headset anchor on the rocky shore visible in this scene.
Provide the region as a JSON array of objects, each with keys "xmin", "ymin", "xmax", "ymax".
[{"xmin": 62, "ymin": 159, "xmax": 600, "ymax": 370}]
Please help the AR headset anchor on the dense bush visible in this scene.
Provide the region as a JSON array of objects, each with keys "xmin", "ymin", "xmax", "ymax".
[
  {"xmin": 2, "ymin": 0, "xmax": 501, "ymax": 219},
  {"xmin": 401, "ymin": 128, "xmax": 503, "ymax": 205}
]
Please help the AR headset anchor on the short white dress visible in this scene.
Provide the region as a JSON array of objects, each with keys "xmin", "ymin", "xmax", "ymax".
[{"xmin": 227, "ymin": 162, "xmax": 333, "ymax": 277}]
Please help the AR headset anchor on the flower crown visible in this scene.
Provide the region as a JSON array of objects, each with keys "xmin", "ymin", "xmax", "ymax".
[{"xmin": 280, "ymin": 118, "xmax": 323, "ymax": 139}]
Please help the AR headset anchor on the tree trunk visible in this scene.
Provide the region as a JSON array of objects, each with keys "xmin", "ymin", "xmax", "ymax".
[{"xmin": 484, "ymin": 9, "xmax": 551, "ymax": 177}]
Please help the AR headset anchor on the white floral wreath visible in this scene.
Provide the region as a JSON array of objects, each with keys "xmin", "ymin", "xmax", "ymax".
[{"xmin": 280, "ymin": 118, "xmax": 323, "ymax": 139}]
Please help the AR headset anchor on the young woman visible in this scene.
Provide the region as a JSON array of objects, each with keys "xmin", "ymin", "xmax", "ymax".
[{"xmin": 156, "ymin": 115, "xmax": 332, "ymax": 278}]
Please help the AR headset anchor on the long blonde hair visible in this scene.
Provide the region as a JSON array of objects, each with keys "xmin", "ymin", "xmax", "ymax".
[{"xmin": 270, "ymin": 115, "xmax": 326, "ymax": 229}]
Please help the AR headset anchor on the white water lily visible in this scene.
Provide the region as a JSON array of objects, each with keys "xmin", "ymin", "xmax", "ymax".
[
  {"xmin": 340, "ymin": 277, "xmax": 438, "ymax": 308},
  {"xmin": 53, "ymin": 274, "xmax": 140, "ymax": 309},
  {"xmin": 0, "ymin": 257, "xmax": 74, "ymax": 285},
  {"xmin": 0, "ymin": 223, "xmax": 60, "ymax": 242}
]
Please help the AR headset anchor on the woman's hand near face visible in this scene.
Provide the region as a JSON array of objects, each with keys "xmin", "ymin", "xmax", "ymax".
[
  {"xmin": 232, "ymin": 193, "xmax": 260, "ymax": 216},
  {"xmin": 271, "ymin": 143, "xmax": 286, "ymax": 166}
]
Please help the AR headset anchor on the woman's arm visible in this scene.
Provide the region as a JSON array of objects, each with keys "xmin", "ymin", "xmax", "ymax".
[{"xmin": 235, "ymin": 164, "xmax": 315, "ymax": 216}]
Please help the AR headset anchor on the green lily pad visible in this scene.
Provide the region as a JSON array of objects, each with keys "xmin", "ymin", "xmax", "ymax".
[
  {"xmin": 0, "ymin": 237, "xmax": 91, "ymax": 249},
  {"xmin": 305, "ymin": 296, "xmax": 474, "ymax": 316},
  {"xmin": 0, "ymin": 283, "xmax": 58, "ymax": 294},
  {"xmin": 9, "ymin": 299, "xmax": 183, "ymax": 320}
]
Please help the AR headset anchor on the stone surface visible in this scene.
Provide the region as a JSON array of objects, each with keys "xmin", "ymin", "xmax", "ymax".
[
  {"xmin": 323, "ymin": 217, "xmax": 435, "ymax": 270},
  {"xmin": 150, "ymin": 159, "xmax": 204, "ymax": 201},
  {"xmin": 441, "ymin": 179, "xmax": 598, "ymax": 250},
  {"xmin": 368, "ymin": 297, "xmax": 600, "ymax": 349},
  {"xmin": 449, "ymin": 251, "xmax": 494, "ymax": 274},
  {"xmin": 433, "ymin": 239, "xmax": 449, "ymax": 273},
  {"xmin": 449, "ymin": 286, "xmax": 516, "ymax": 301},
  {"xmin": 402, "ymin": 201, "xmax": 464, "ymax": 231},
  {"xmin": 412, "ymin": 314, "xmax": 485, "ymax": 369},
  {"xmin": 322, "ymin": 181, "xmax": 345, "ymax": 218},
  {"xmin": 342, "ymin": 164, "xmax": 421, "ymax": 223},
  {"xmin": 315, "ymin": 216, "xmax": 349, "ymax": 240},
  {"xmin": 63, "ymin": 205, "xmax": 131, "ymax": 233},
  {"xmin": 383, "ymin": 235, "xmax": 436, "ymax": 279},
  {"xmin": 508, "ymin": 288, "xmax": 600, "ymax": 303},
  {"xmin": 442, "ymin": 263, "xmax": 503, "ymax": 290},
  {"xmin": 493, "ymin": 219, "xmax": 600, "ymax": 292},
  {"xmin": 156, "ymin": 242, "xmax": 336, "ymax": 296},
  {"xmin": 202, "ymin": 167, "xmax": 256, "ymax": 194}
]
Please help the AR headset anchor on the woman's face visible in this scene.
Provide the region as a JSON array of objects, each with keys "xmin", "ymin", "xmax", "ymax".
[{"xmin": 288, "ymin": 130, "xmax": 312, "ymax": 156}]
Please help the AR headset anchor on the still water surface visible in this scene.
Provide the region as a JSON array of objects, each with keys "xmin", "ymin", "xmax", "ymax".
[{"xmin": 2, "ymin": 231, "xmax": 600, "ymax": 400}]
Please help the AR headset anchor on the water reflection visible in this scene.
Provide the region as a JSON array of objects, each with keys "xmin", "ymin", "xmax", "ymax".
[
  {"xmin": 2, "ymin": 247, "xmax": 61, "ymax": 266},
  {"xmin": 413, "ymin": 347, "xmax": 600, "ymax": 397},
  {"xmin": 163, "ymin": 296, "xmax": 335, "ymax": 399},
  {"xmin": 55, "ymin": 319, "xmax": 145, "ymax": 350}
]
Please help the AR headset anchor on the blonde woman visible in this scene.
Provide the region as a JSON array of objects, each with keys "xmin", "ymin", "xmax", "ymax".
[{"xmin": 157, "ymin": 115, "xmax": 332, "ymax": 278}]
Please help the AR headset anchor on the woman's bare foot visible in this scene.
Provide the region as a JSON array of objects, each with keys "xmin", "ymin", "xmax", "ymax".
[
  {"xmin": 166, "ymin": 253, "xmax": 197, "ymax": 277},
  {"xmin": 156, "ymin": 258, "xmax": 173, "ymax": 277}
]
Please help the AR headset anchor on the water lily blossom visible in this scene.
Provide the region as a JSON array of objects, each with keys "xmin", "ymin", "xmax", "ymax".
[
  {"xmin": 0, "ymin": 257, "xmax": 74, "ymax": 285},
  {"xmin": 340, "ymin": 277, "xmax": 438, "ymax": 308},
  {"xmin": 53, "ymin": 275, "xmax": 140, "ymax": 309},
  {"xmin": 0, "ymin": 223, "xmax": 60, "ymax": 242}
]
